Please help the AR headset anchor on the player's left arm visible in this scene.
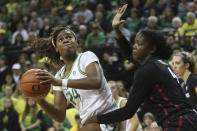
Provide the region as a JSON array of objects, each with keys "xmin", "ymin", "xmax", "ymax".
[
  {"xmin": 66, "ymin": 61, "xmax": 102, "ymax": 90},
  {"xmin": 36, "ymin": 62, "xmax": 102, "ymax": 90},
  {"xmin": 195, "ymin": 86, "xmax": 197, "ymax": 93}
]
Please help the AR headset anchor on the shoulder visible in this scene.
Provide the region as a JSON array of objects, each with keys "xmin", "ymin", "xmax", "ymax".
[
  {"xmin": 136, "ymin": 61, "xmax": 158, "ymax": 75},
  {"xmin": 80, "ymin": 51, "xmax": 98, "ymax": 61},
  {"xmin": 81, "ymin": 51, "xmax": 96, "ymax": 56}
]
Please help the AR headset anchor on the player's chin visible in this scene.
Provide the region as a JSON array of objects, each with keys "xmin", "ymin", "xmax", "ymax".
[{"xmin": 80, "ymin": 123, "xmax": 101, "ymax": 131}]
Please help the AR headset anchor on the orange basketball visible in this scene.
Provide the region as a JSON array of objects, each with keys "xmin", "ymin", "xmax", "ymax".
[{"xmin": 20, "ymin": 69, "xmax": 51, "ymax": 98}]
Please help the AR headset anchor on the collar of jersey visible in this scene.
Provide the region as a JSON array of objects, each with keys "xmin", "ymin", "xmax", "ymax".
[{"xmin": 59, "ymin": 53, "xmax": 81, "ymax": 79}]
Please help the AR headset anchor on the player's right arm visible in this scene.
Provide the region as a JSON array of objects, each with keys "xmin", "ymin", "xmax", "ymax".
[
  {"xmin": 112, "ymin": 4, "xmax": 132, "ymax": 60},
  {"xmin": 35, "ymin": 91, "xmax": 67, "ymax": 122}
]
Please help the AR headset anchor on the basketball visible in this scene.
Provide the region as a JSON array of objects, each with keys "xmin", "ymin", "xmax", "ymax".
[{"xmin": 20, "ymin": 69, "xmax": 51, "ymax": 98}]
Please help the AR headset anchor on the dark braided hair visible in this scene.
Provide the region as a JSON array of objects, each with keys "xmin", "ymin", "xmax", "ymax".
[
  {"xmin": 29, "ymin": 26, "xmax": 76, "ymax": 64},
  {"xmin": 140, "ymin": 29, "xmax": 172, "ymax": 60}
]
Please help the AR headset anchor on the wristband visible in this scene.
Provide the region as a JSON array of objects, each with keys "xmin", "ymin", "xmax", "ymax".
[{"xmin": 62, "ymin": 79, "xmax": 68, "ymax": 88}]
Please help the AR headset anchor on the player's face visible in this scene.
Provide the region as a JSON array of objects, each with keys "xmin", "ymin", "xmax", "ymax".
[
  {"xmin": 172, "ymin": 56, "xmax": 188, "ymax": 77},
  {"xmin": 55, "ymin": 30, "xmax": 77, "ymax": 57},
  {"xmin": 132, "ymin": 32, "xmax": 154, "ymax": 64}
]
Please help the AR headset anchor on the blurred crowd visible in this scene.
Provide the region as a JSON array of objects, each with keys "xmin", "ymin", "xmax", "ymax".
[{"xmin": 1, "ymin": 0, "xmax": 197, "ymax": 131}]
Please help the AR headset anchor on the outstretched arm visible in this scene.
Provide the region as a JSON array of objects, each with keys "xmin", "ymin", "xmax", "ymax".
[
  {"xmin": 112, "ymin": 4, "xmax": 132, "ymax": 60},
  {"xmin": 93, "ymin": 63, "xmax": 156, "ymax": 124}
]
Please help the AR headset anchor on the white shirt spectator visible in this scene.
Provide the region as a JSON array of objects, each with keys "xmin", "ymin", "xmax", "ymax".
[{"xmin": 11, "ymin": 29, "xmax": 28, "ymax": 45}]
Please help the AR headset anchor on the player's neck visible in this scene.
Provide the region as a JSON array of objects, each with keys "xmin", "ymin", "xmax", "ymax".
[
  {"xmin": 63, "ymin": 54, "xmax": 78, "ymax": 67},
  {"xmin": 182, "ymin": 70, "xmax": 191, "ymax": 83}
]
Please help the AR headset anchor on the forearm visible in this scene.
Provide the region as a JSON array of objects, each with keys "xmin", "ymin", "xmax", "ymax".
[
  {"xmin": 26, "ymin": 119, "xmax": 41, "ymax": 130},
  {"xmin": 114, "ymin": 28, "xmax": 132, "ymax": 60},
  {"xmin": 97, "ymin": 105, "xmax": 135, "ymax": 124},
  {"xmin": 114, "ymin": 28, "xmax": 124, "ymax": 39},
  {"xmin": 37, "ymin": 99, "xmax": 65, "ymax": 122},
  {"xmin": 130, "ymin": 114, "xmax": 139, "ymax": 131},
  {"xmin": 58, "ymin": 76, "xmax": 101, "ymax": 90}
]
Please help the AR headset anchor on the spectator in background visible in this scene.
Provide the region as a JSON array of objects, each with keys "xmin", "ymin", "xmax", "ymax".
[
  {"xmin": 167, "ymin": 33, "xmax": 182, "ymax": 52},
  {"xmin": 20, "ymin": 99, "xmax": 42, "ymax": 131},
  {"xmin": 179, "ymin": 12, "xmax": 197, "ymax": 37},
  {"xmin": 76, "ymin": 25, "xmax": 88, "ymax": 48},
  {"xmin": 48, "ymin": 7, "xmax": 60, "ymax": 26},
  {"xmin": 30, "ymin": 53, "xmax": 40, "ymax": 68},
  {"xmin": 0, "ymin": 55, "xmax": 10, "ymax": 90},
  {"xmin": 94, "ymin": 11, "xmax": 108, "ymax": 33},
  {"xmin": 146, "ymin": 16, "xmax": 161, "ymax": 30},
  {"xmin": 29, "ymin": 12, "xmax": 43, "ymax": 30},
  {"xmin": 62, "ymin": 5, "xmax": 74, "ymax": 26},
  {"xmin": 191, "ymin": 33, "xmax": 197, "ymax": 56},
  {"xmin": 0, "ymin": 73, "xmax": 16, "ymax": 98},
  {"xmin": 0, "ymin": 6, "xmax": 11, "ymax": 23},
  {"xmin": 143, "ymin": 112, "xmax": 155, "ymax": 131},
  {"xmin": 160, "ymin": 6, "xmax": 174, "ymax": 29},
  {"xmin": 187, "ymin": 2, "xmax": 195, "ymax": 13},
  {"xmin": 12, "ymin": 63, "xmax": 21, "ymax": 85},
  {"xmin": 13, "ymin": 33, "xmax": 25, "ymax": 46},
  {"xmin": 0, "ymin": 29, "xmax": 9, "ymax": 54},
  {"xmin": 194, "ymin": 0, "xmax": 197, "ymax": 14},
  {"xmin": 6, "ymin": 0, "xmax": 18, "ymax": 14},
  {"xmin": 96, "ymin": 3, "xmax": 106, "ymax": 16},
  {"xmin": 0, "ymin": 98, "xmax": 21, "ymax": 131},
  {"xmin": 116, "ymin": 81, "xmax": 128, "ymax": 98},
  {"xmin": 23, "ymin": 60, "xmax": 32, "ymax": 72},
  {"xmin": 126, "ymin": 8, "xmax": 140, "ymax": 35},
  {"xmin": 17, "ymin": 53, "xmax": 27, "ymax": 72},
  {"xmin": 73, "ymin": 1, "xmax": 93, "ymax": 25},
  {"xmin": 28, "ymin": 22, "xmax": 40, "ymax": 36},
  {"xmin": 0, "ymin": 86, "xmax": 17, "ymax": 111},
  {"xmin": 1, "ymin": 23, "xmax": 12, "ymax": 42},
  {"xmin": 27, "ymin": 0, "xmax": 39, "ymax": 13},
  {"xmin": 85, "ymin": 23, "xmax": 106, "ymax": 49},
  {"xmin": 22, "ymin": 12, "xmax": 30, "ymax": 30},
  {"xmin": 178, "ymin": 0, "xmax": 188, "ymax": 19},
  {"xmin": 39, "ymin": 18, "xmax": 52, "ymax": 38},
  {"xmin": 9, "ymin": 12, "xmax": 21, "ymax": 32},
  {"xmin": 171, "ymin": 17, "xmax": 182, "ymax": 40},
  {"xmin": 11, "ymin": 23, "xmax": 28, "ymax": 45}
]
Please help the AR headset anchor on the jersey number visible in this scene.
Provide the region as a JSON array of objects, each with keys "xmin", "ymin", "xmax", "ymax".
[{"xmin": 66, "ymin": 89, "xmax": 81, "ymax": 106}]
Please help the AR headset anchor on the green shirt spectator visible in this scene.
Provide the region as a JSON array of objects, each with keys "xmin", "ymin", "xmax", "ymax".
[{"xmin": 85, "ymin": 24, "xmax": 106, "ymax": 48}]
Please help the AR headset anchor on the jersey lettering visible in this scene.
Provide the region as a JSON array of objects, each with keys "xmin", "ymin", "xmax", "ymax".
[{"xmin": 66, "ymin": 89, "xmax": 81, "ymax": 106}]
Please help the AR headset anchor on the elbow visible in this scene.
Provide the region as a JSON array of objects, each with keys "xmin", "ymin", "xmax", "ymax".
[{"xmin": 92, "ymin": 77, "xmax": 102, "ymax": 89}]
